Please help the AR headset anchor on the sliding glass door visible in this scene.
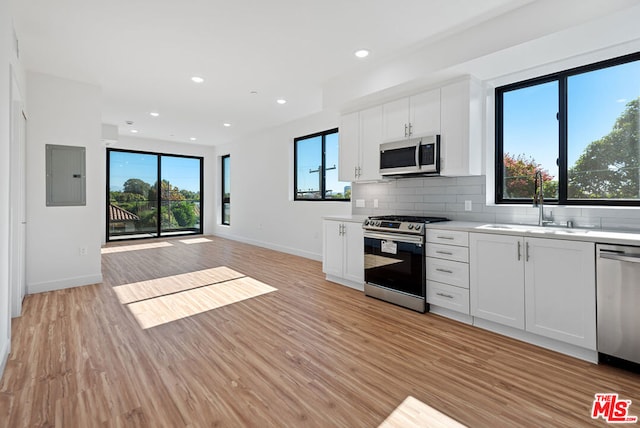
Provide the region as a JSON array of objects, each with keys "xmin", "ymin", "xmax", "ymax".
[{"xmin": 107, "ymin": 149, "xmax": 203, "ymax": 241}]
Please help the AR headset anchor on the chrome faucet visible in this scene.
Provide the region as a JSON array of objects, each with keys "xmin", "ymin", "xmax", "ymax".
[{"xmin": 533, "ymin": 170, "xmax": 553, "ymax": 226}]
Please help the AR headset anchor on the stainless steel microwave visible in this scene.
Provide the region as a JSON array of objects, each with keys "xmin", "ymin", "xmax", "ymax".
[{"xmin": 379, "ymin": 135, "xmax": 440, "ymax": 176}]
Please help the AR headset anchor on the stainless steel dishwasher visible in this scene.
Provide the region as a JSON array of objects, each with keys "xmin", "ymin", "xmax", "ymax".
[{"xmin": 597, "ymin": 244, "xmax": 640, "ymax": 368}]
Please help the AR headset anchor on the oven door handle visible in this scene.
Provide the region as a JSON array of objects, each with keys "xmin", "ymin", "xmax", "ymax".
[{"xmin": 363, "ymin": 231, "xmax": 424, "ymax": 244}]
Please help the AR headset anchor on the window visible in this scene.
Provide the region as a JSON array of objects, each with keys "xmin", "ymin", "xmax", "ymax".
[
  {"xmin": 496, "ymin": 52, "xmax": 640, "ymax": 205},
  {"xmin": 294, "ymin": 128, "xmax": 350, "ymax": 201},
  {"xmin": 221, "ymin": 155, "xmax": 230, "ymax": 225},
  {"xmin": 107, "ymin": 149, "xmax": 203, "ymax": 241}
]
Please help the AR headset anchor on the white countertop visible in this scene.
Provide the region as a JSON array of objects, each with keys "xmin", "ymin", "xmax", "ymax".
[
  {"xmin": 323, "ymin": 214, "xmax": 368, "ymax": 223},
  {"xmin": 426, "ymin": 221, "xmax": 640, "ymax": 246}
]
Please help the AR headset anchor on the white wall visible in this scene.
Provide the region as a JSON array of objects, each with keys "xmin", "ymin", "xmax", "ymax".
[
  {"xmin": 0, "ymin": 0, "xmax": 13, "ymax": 375},
  {"xmin": 25, "ymin": 72, "xmax": 103, "ymax": 293},
  {"xmin": 104, "ymin": 135, "xmax": 216, "ymax": 242},
  {"xmin": 212, "ymin": 109, "xmax": 351, "ymax": 260}
]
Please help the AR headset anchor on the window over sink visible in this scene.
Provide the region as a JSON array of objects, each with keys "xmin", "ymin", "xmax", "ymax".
[{"xmin": 495, "ymin": 52, "xmax": 640, "ymax": 206}]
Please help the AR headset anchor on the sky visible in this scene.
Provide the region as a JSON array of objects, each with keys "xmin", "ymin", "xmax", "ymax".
[
  {"xmin": 503, "ymin": 59, "xmax": 640, "ymax": 180},
  {"xmin": 109, "ymin": 151, "xmax": 201, "ymax": 193}
]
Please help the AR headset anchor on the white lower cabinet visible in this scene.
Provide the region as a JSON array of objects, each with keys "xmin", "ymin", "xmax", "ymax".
[
  {"xmin": 469, "ymin": 232, "xmax": 596, "ymax": 350},
  {"xmin": 469, "ymin": 233, "xmax": 525, "ymax": 329},
  {"xmin": 322, "ymin": 220, "xmax": 364, "ymax": 288},
  {"xmin": 426, "ymin": 229, "xmax": 470, "ymax": 315},
  {"xmin": 524, "ymin": 237, "xmax": 596, "ymax": 348}
]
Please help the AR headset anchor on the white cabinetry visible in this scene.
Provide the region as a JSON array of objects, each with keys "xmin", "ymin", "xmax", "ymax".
[
  {"xmin": 382, "ymin": 89, "xmax": 440, "ymax": 141},
  {"xmin": 524, "ymin": 238, "xmax": 596, "ymax": 348},
  {"xmin": 338, "ymin": 106, "xmax": 383, "ymax": 182},
  {"xmin": 469, "ymin": 233, "xmax": 525, "ymax": 329},
  {"xmin": 426, "ymin": 229, "xmax": 470, "ymax": 315},
  {"xmin": 323, "ymin": 219, "xmax": 364, "ymax": 289},
  {"xmin": 469, "ymin": 232, "xmax": 596, "ymax": 350},
  {"xmin": 440, "ymin": 78, "xmax": 482, "ymax": 176}
]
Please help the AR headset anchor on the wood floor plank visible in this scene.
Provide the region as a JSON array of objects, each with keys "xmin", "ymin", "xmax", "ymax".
[{"xmin": 2, "ymin": 234, "xmax": 639, "ymax": 427}]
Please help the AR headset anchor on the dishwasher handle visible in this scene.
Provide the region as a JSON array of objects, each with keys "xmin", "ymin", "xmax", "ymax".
[{"xmin": 599, "ymin": 250, "xmax": 640, "ymax": 264}]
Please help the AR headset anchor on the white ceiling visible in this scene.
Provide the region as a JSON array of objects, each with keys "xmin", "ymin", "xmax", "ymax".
[{"xmin": 10, "ymin": 0, "xmax": 640, "ymax": 146}]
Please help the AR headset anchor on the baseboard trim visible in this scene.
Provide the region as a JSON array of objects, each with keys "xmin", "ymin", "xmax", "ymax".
[
  {"xmin": 0, "ymin": 336, "xmax": 9, "ymax": 380},
  {"xmin": 27, "ymin": 273, "xmax": 103, "ymax": 294}
]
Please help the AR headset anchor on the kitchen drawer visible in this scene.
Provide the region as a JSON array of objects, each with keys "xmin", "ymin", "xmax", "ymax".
[
  {"xmin": 426, "ymin": 257, "xmax": 469, "ymax": 288},
  {"xmin": 427, "ymin": 280, "xmax": 470, "ymax": 314},
  {"xmin": 426, "ymin": 229, "xmax": 468, "ymax": 247},
  {"xmin": 426, "ymin": 243, "xmax": 468, "ymax": 263}
]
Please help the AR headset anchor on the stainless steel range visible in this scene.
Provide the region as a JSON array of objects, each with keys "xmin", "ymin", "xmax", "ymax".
[{"xmin": 362, "ymin": 215, "xmax": 449, "ymax": 312}]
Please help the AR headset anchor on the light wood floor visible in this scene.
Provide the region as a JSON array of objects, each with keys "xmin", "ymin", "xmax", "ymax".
[{"xmin": 1, "ymin": 235, "xmax": 639, "ymax": 427}]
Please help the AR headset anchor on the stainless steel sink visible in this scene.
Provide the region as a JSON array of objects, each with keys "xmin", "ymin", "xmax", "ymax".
[{"xmin": 477, "ymin": 223, "xmax": 590, "ymax": 235}]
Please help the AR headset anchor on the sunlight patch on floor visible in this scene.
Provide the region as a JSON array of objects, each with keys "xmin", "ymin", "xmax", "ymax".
[
  {"xmin": 113, "ymin": 266, "xmax": 244, "ymax": 304},
  {"xmin": 378, "ymin": 396, "xmax": 467, "ymax": 428},
  {"xmin": 179, "ymin": 237, "xmax": 212, "ymax": 244},
  {"xmin": 126, "ymin": 275, "xmax": 277, "ymax": 329},
  {"xmin": 101, "ymin": 241, "xmax": 173, "ymax": 254}
]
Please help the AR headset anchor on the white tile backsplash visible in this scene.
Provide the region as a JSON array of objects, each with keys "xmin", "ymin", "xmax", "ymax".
[{"xmin": 351, "ymin": 175, "xmax": 640, "ymax": 231}]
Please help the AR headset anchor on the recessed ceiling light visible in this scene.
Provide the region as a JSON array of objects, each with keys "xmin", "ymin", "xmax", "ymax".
[
  {"xmin": 276, "ymin": 98, "xmax": 287, "ymax": 105},
  {"xmin": 130, "ymin": 129, "xmax": 139, "ymax": 133},
  {"xmin": 150, "ymin": 112, "xmax": 159, "ymax": 117},
  {"xmin": 223, "ymin": 123, "xmax": 231, "ymax": 127},
  {"xmin": 190, "ymin": 137, "xmax": 197, "ymax": 141},
  {"xmin": 191, "ymin": 76, "xmax": 204, "ymax": 83},
  {"xmin": 354, "ymin": 49, "xmax": 370, "ymax": 58}
]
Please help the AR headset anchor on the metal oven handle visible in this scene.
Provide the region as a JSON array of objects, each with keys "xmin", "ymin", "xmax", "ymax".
[{"xmin": 363, "ymin": 231, "xmax": 424, "ymax": 244}]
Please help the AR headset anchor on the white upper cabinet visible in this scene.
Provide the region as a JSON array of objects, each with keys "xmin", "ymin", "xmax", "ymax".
[
  {"xmin": 358, "ymin": 106, "xmax": 383, "ymax": 181},
  {"xmin": 338, "ymin": 106, "xmax": 383, "ymax": 182},
  {"xmin": 382, "ymin": 98, "xmax": 410, "ymax": 141},
  {"xmin": 338, "ymin": 111, "xmax": 360, "ymax": 182},
  {"xmin": 382, "ymin": 88, "xmax": 440, "ymax": 142},
  {"xmin": 409, "ymin": 89, "xmax": 441, "ymax": 138},
  {"xmin": 440, "ymin": 78, "xmax": 482, "ymax": 176}
]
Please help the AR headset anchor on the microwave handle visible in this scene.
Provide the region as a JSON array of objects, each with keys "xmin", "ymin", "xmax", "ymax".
[{"xmin": 415, "ymin": 139, "xmax": 421, "ymax": 169}]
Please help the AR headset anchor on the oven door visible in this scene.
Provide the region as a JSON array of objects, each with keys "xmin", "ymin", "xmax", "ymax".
[{"xmin": 363, "ymin": 231, "xmax": 425, "ymax": 297}]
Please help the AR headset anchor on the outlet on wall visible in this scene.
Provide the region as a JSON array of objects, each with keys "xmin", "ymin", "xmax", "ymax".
[
  {"xmin": 374, "ymin": 199, "xmax": 379, "ymax": 208},
  {"xmin": 464, "ymin": 200, "xmax": 472, "ymax": 211},
  {"xmin": 79, "ymin": 247, "xmax": 87, "ymax": 256}
]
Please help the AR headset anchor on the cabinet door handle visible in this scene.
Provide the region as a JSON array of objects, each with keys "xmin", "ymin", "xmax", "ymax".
[
  {"xmin": 437, "ymin": 236, "xmax": 454, "ymax": 240},
  {"xmin": 357, "ymin": 166, "xmax": 362, "ymax": 177},
  {"xmin": 436, "ymin": 292, "xmax": 454, "ymax": 299},
  {"xmin": 526, "ymin": 241, "xmax": 530, "ymax": 262},
  {"xmin": 436, "ymin": 268, "xmax": 454, "ymax": 274},
  {"xmin": 435, "ymin": 250, "xmax": 453, "ymax": 256},
  {"xmin": 517, "ymin": 241, "xmax": 521, "ymax": 261},
  {"xmin": 408, "ymin": 122, "xmax": 413, "ymax": 136},
  {"xmin": 404, "ymin": 123, "xmax": 408, "ymax": 138}
]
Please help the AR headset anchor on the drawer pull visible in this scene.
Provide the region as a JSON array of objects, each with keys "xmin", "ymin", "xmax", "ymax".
[
  {"xmin": 435, "ymin": 250, "xmax": 453, "ymax": 256},
  {"xmin": 436, "ymin": 292, "xmax": 454, "ymax": 299},
  {"xmin": 436, "ymin": 268, "xmax": 454, "ymax": 274},
  {"xmin": 437, "ymin": 236, "xmax": 454, "ymax": 240}
]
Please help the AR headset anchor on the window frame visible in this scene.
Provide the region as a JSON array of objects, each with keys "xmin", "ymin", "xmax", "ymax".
[
  {"xmin": 495, "ymin": 51, "xmax": 640, "ymax": 206},
  {"xmin": 221, "ymin": 154, "xmax": 230, "ymax": 225},
  {"xmin": 293, "ymin": 127, "xmax": 350, "ymax": 202},
  {"xmin": 106, "ymin": 148, "xmax": 204, "ymax": 242}
]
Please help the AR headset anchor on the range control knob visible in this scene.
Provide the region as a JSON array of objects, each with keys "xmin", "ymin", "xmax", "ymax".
[
  {"xmin": 415, "ymin": 224, "xmax": 422, "ymax": 231},
  {"xmin": 364, "ymin": 219, "xmax": 370, "ymax": 226},
  {"xmin": 376, "ymin": 221, "xmax": 381, "ymax": 226},
  {"xmin": 408, "ymin": 224, "xmax": 414, "ymax": 230}
]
